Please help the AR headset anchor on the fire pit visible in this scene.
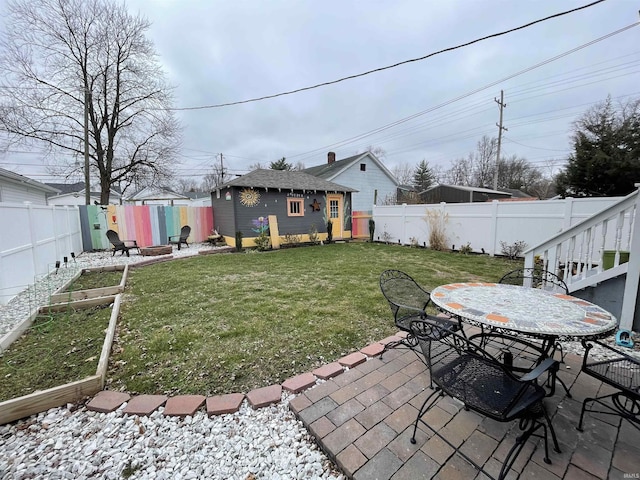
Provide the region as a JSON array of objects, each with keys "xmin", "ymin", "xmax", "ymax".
[{"xmin": 140, "ymin": 245, "xmax": 172, "ymax": 256}]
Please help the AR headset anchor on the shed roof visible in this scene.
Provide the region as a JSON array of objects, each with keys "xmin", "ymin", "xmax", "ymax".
[
  {"xmin": 217, "ymin": 169, "xmax": 356, "ymax": 193},
  {"xmin": 421, "ymin": 184, "xmax": 510, "ymax": 195}
]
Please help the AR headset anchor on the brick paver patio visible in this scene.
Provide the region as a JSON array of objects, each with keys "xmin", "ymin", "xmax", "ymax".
[{"xmin": 289, "ymin": 345, "xmax": 640, "ymax": 479}]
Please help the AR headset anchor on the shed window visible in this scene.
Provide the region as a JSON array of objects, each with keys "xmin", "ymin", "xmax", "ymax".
[
  {"xmin": 287, "ymin": 198, "xmax": 304, "ymax": 217},
  {"xmin": 360, "ymin": 163, "xmax": 366, "ymax": 171}
]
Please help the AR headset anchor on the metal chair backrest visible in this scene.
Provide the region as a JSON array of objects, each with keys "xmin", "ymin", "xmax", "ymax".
[
  {"xmin": 410, "ymin": 318, "xmax": 560, "ymax": 478},
  {"xmin": 578, "ymin": 340, "xmax": 640, "ymax": 431},
  {"xmin": 411, "ymin": 318, "xmax": 548, "ymax": 420},
  {"xmin": 379, "ymin": 270, "xmax": 431, "ymax": 327},
  {"xmin": 499, "ymin": 267, "xmax": 568, "ymax": 294}
]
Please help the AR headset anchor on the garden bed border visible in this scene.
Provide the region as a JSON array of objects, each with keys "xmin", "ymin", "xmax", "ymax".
[{"xmin": 0, "ymin": 267, "xmax": 128, "ymax": 424}]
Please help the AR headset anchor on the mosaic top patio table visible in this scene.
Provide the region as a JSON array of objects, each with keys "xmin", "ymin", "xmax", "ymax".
[
  {"xmin": 430, "ymin": 282, "xmax": 618, "ymax": 361},
  {"xmin": 431, "ymin": 282, "xmax": 617, "ymax": 340}
]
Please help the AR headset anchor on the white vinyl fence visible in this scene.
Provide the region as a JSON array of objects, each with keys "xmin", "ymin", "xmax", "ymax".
[
  {"xmin": 372, "ymin": 197, "xmax": 626, "ymax": 256},
  {"xmin": 0, "ymin": 202, "xmax": 82, "ymax": 305}
]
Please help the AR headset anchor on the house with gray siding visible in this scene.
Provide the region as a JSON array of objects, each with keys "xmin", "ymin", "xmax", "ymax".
[
  {"xmin": 212, "ymin": 169, "xmax": 355, "ymax": 247},
  {"xmin": 0, "ymin": 168, "xmax": 59, "ymax": 205}
]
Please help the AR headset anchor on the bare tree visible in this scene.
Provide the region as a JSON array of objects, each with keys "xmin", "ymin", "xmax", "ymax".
[
  {"xmin": 471, "ymin": 136, "xmax": 497, "ymax": 187},
  {"xmin": 444, "ymin": 157, "xmax": 473, "ymax": 185},
  {"xmin": 442, "ymin": 136, "xmax": 497, "ymax": 187},
  {"xmin": 365, "ymin": 145, "xmax": 387, "ymax": 160},
  {"xmin": 201, "ymin": 162, "xmax": 227, "ymax": 191},
  {"xmin": 174, "ymin": 178, "xmax": 199, "ymax": 194},
  {"xmin": 248, "ymin": 162, "xmax": 266, "ymax": 170},
  {"xmin": 391, "ymin": 162, "xmax": 414, "ymax": 185},
  {"xmin": 0, "ymin": 0, "xmax": 181, "ymax": 204},
  {"xmin": 497, "ymin": 154, "xmax": 543, "ymax": 191}
]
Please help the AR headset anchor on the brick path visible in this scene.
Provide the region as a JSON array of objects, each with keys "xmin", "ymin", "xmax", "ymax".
[
  {"xmin": 86, "ymin": 332, "xmax": 640, "ymax": 479},
  {"xmin": 289, "ymin": 343, "xmax": 640, "ymax": 479}
]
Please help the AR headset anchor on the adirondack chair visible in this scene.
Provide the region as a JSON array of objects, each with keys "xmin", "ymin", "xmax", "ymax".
[
  {"xmin": 106, "ymin": 229, "xmax": 139, "ymax": 257},
  {"xmin": 169, "ymin": 225, "xmax": 191, "ymax": 250}
]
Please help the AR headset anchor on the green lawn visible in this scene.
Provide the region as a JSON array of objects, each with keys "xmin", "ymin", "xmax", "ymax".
[
  {"xmin": 0, "ymin": 305, "xmax": 111, "ymax": 401},
  {"xmin": 108, "ymin": 242, "xmax": 520, "ymax": 396}
]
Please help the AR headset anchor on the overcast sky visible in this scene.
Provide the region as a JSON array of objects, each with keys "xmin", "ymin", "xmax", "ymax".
[{"xmin": 2, "ymin": 0, "xmax": 639, "ymax": 185}]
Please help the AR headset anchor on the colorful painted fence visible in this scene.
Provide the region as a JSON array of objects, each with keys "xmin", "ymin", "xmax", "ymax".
[
  {"xmin": 79, "ymin": 205, "xmax": 214, "ymax": 251},
  {"xmin": 352, "ymin": 210, "xmax": 372, "ymax": 239}
]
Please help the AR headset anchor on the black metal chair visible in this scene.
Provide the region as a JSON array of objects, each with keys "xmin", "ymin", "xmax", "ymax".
[
  {"xmin": 379, "ymin": 269, "xmax": 458, "ymax": 353},
  {"xmin": 470, "ymin": 267, "xmax": 572, "ymax": 396},
  {"xmin": 577, "ymin": 339, "xmax": 640, "ymax": 431},
  {"xmin": 105, "ymin": 229, "xmax": 139, "ymax": 257},
  {"xmin": 168, "ymin": 225, "xmax": 191, "ymax": 250},
  {"xmin": 410, "ymin": 319, "xmax": 561, "ymax": 480},
  {"xmin": 499, "ymin": 267, "xmax": 568, "ymax": 294}
]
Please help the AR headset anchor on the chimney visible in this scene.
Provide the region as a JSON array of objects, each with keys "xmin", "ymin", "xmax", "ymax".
[{"xmin": 328, "ymin": 151, "xmax": 336, "ymax": 164}]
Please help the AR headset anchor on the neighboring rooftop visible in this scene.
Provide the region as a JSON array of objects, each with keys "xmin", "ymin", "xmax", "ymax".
[{"xmin": 217, "ymin": 169, "xmax": 356, "ymax": 193}]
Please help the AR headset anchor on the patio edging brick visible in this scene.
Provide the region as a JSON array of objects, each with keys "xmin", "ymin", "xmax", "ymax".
[{"xmin": 83, "ymin": 335, "xmax": 405, "ymax": 420}]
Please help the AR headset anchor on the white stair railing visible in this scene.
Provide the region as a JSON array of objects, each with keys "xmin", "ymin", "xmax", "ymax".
[{"xmin": 524, "ymin": 187, "xmax": 637, "ymax": 290}]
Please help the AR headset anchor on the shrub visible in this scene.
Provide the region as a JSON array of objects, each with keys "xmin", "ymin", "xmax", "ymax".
[
  {"xmin": 308, "ymin": 224, "xmax": 319, "ymax": 245},
  {"xmin": 500, "ymin": 240, "xmax": 527, "ymax": 260},
  {"xmin": 368, "ymin": 219, "xmax": 375, "ymax": 243},
  {"xmin": 235, "ymin": 231, "xmax": 243, "ymax": 252},
  {"xmin": 424, "ymin": 209, "xmax": 449, "ymax": 251},
  {"xmin": 282, "ymin": 232, "xmax": 302, "ymax": 245},
  {"xmin": 459, "ymin": 242, "xmax": 473, "ymax": 255},
  {"xmin": 252, "ymin": 217, "xmax": 271, "ymax": 251},
  {"xmin": 326, "ymin": 220, "xmax": 333, "ymax": 243}
]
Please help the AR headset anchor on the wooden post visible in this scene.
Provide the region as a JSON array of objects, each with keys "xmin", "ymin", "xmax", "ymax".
[
  {"xmin": 268, "ymin": 215, "xmax": 280, "ymax": 249},
  {"xmin": 619, "ymin": 185, "xmax": 640, "ymax": 331}
]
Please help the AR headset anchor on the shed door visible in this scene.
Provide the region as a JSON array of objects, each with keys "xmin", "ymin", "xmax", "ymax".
[{"xmin": 327, "ymin": 194, "xmax": 343, "ymax": 240}]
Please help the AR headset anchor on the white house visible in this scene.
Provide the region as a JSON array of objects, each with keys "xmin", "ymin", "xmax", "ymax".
[
  {"xmin": 304, "ymin": 152, "xmax": 399, "ymax": 212},
  {"xmin": 125, "ymin": 185, "xmax": 191, "ymax": 206},
  {"xmin": 46, "ymin": 181, "xmax": 122, "ymax": 205},
  {"xmin": 184, "ymin": 191, "xmax": 212, "ymax": 206},
  {"xmin": 0, "ymin": 168, "xmax": 59, "ymax": 205}
]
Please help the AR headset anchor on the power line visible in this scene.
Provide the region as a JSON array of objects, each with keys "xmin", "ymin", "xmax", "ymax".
[
  {"xmin": 166, "ymin": 0, "xmax": 609, "ymax": 111},
  {"xmin": 288, "ymin": 21, "xmax": 639, "ymax": 163}
]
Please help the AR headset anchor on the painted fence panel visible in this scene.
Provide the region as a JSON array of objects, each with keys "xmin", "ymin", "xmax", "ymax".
[
  {"xmin": 0, "ymin": 203, "xmax": 82, "ymax": 305},
  {"xmin": 372, "ymin": 197, "xmax": 624, "ymax": 255},
  {"xmin": 352, "ymin": 210, "xmax": 372, "ymax": 238},
  {"xmin": 79, "ymin": 205, "xmax": 213, "ymax": 251}
]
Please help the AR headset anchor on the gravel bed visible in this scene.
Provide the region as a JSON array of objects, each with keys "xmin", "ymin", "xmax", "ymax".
[
  {"xmin": 0, "ymin": 246, "xmax": 343, "ymax": 480},
  {"xmin": 0, "ymin": 396, "xmax": 342, "ymax": 480}
]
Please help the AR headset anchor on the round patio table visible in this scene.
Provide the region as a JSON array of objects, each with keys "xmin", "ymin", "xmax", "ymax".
[{"xmin": 431, "ymin": 282, "xmax": 618, "ymax": 347}]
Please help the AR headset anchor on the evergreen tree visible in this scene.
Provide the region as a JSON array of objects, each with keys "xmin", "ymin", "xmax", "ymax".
[
  {"xmin": 270, "ymin": 157, "xmax": 292, "ymax": 170},
  {"xmin": 413, "ymin": 159, "xmax": 435, "ymax": 191},
  {"xmin": 556, "ymin": 97, "xmax": 640, "ymax": 197}
]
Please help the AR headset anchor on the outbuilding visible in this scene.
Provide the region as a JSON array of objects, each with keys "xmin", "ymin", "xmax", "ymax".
[{"xmin": 212, "ymin": 169, "xmax": 356, "ymax": 247}]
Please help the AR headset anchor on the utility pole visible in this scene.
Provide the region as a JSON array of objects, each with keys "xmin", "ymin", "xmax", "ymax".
[
  {"xmin": 493, "ymin": 90, "xmax": 507, "ymax": 191},
  {"xmin": 219, "ymin": 153, "xmax": 226, "ymax": 184},
  {"xmin": 84, "ymin": 87, "xmax": 91, "ymax": 205}
]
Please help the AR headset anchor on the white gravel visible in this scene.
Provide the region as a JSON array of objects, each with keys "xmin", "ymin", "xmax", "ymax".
[
  {"xmin": 0, "ymin": 245, "xmax": 343, "ymax": 480},
  {"xmin": 0, "ymin": 397, "xmax": 341, "ymax": 480}
]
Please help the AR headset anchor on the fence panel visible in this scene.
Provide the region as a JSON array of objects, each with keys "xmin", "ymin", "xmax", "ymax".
[
  {"xmin": 79, "ymin": 205, "xmax": 214, "ymax": 251},
  {"xmin": 352, "ymin": 210, "xmax": 372, "ymax": 239},
  {"xmin": 372, "ymin": 197, "xmax": 623, "ymax": 255},
  {"xmin": 0, "ymin": 203, "xmax": 82, "ymax": 305},
  {"xmin": 0, "ymin": 203, "xmax": 213, "ymax": 305}
]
